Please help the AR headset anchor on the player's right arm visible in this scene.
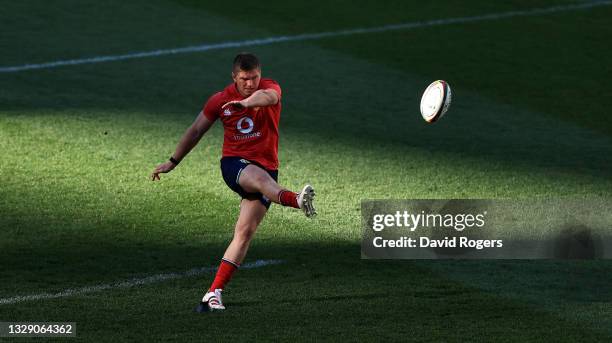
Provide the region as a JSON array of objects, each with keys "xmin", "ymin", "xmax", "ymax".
[{"xmin": 151, "ymin": 110, "xmax": 214, "ymax": 181}]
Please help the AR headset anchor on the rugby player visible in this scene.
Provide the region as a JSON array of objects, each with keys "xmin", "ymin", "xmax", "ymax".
[{"xmin": 151, "ymin": 53, "xmax": 316, "ymax": 312}]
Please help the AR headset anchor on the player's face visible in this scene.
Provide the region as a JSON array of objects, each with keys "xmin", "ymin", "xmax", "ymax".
[{"xmin": 232, "ymin": 68, "xmax": 261, "ymax": 97}]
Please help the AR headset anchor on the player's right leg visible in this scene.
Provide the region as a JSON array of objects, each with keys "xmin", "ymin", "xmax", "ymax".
[
  {"xmin": 239, "ymin": 163, "xmax": 316, "ymax": 217},
  {"xmin": 196, "ymin": 198, "xmax": 268, "ymax": 313}
]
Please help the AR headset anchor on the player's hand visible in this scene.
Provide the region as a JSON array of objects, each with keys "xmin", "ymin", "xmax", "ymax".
[
  {"xmin": 222, "ymin": 99, "xmax": 248, "ymax": 110},
  {"xmin": 151, "ymin": 161, "xmax": 176, "ymax": 181}
]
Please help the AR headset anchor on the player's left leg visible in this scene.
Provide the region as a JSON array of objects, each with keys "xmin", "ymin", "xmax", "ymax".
[
  {"xmin": 197, "ymin": 198, "xmax": 267, "ymax": 312},
  {"xmin": 239, "ymin": 164, "xmax": 316, "ymax": 217},
  {"xmin": 220, "ymin": 157, "xmax": 316, "ymax": 218}
]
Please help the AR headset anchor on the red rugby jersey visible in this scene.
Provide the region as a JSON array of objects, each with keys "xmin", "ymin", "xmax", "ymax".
[{"xmin": 203, "ymin": 78, "xmax": 282, "ymax": 171}]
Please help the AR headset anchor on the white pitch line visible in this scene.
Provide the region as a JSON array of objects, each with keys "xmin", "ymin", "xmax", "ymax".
[
  {"xmin": 0, "ymin": 259, "xmax": 284, "ymax": 305},
  {"xmin": 1, "ymin": 1, "xmax": 611, "ymax": 73}
]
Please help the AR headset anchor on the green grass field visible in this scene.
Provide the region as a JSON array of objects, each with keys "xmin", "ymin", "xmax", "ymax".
[{"xmin": 1, "ymin": 0, "xmax": 612, "ymax": 341}]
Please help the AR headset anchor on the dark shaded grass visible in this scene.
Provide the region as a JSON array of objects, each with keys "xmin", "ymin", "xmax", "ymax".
[{"xmin": 2, "ymin": 241, "xmax": 611, "ymax": 342}]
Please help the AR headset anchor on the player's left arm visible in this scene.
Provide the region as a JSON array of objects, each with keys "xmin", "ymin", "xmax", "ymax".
[{"xmin": 222, "ymin": 88, "xmax": 280, "ymax": 109}]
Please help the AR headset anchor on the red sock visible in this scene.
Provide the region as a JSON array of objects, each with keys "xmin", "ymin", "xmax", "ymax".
[
  {"xmin": 209, "ymin": 259, "xmax": 239, "ymax": 291},
  {"xmin": 278, "ymin": 190, "xmax": 299, "ymax": 208}
]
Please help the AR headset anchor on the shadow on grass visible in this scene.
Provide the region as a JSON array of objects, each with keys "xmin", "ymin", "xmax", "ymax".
[
  {"xmin": 228, "ymin": 292, "xmax": 391, "ymax": 307},
  {"xmin": 1, "ymin": 213, "xmax": 612, "ymax": 340},
  {"xmin": 2, "ymin": 222, "xmax": 611, "ymax": 304}
]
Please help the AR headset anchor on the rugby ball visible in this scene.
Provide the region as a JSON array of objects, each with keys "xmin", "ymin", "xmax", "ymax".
[{"xmin": 420, "ymin": 80, "xmax": 452, "ymax": 123}]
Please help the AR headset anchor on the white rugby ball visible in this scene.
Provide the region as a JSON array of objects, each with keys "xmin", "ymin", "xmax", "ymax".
[{"xmin": 420, "ymin": 80, "xmax": 452, "ymax": 123}]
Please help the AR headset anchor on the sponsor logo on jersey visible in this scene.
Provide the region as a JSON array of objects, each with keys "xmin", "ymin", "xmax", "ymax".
[
  {"xmin": 223, "ymin": 108, "xmax": 232, "ymax": 116},
  {"xmin": 237, "ymin": 117, "xmax": 254, "ymax": 134},
  {"xmin": 233, "ymin": 132, "xmax": 262, "ymax": 140},
  {"xmin": 231, "ymin": 116, "xmax": 261, "ymax": 141}
]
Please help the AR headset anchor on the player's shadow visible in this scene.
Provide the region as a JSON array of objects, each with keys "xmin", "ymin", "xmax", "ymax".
[
  {"xmin": 228, "ymin": 293, "xmax": 391, "ymax": 308},
  {"xmin": 551, "ymin": 224, "xmax": 604, "ymax": 260}
]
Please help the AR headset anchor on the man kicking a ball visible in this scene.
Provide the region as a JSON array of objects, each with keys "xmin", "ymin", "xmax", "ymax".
[{"xmin": 151, "ymin": 53, "xmax": 316, "ymax": 312}]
